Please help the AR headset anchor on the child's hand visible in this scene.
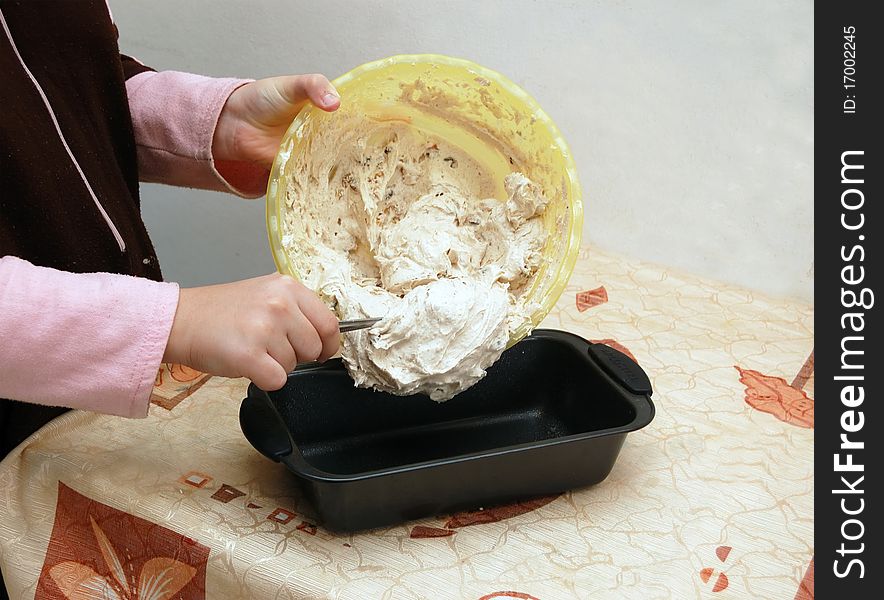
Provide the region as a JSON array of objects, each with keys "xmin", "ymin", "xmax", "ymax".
[
  {"xmin": 212, "ymin": 74, "xmax": 341, "ymax": 168},
  {"xmin": 163, "ymin": 274, "xmax": 340, "ymax": 390}
]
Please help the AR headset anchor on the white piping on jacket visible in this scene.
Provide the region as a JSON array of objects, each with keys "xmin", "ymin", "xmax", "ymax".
[{"xmin": 0, "ymin": 7, "xmax": 127, "ymax": 252}]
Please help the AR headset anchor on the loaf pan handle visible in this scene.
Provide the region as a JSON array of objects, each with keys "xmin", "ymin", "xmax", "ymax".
[
  {"xmin": 587, "ymin": 343, "xmax": 653, "ymax": 396},
  {"xmin": 239, "ymin": 393, "xmax": 293, "ymax": 462}
]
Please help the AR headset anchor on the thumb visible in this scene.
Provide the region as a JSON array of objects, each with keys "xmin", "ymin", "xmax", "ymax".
[
  {"xmin": 249, "ymin": 353, "xmax": 289, "ymax": 391},
  {"xmin": 278, "ymin": 73, "xmax": 340, "ymax": 112}
]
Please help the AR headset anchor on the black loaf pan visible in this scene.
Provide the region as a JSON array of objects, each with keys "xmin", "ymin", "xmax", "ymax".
[{"xmin": 240, "ymin": 329, "xmax": 655, "ymax": 532}]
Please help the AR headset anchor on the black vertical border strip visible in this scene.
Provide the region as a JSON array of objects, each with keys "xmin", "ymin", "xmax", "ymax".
[{"xmin": 815, "ymin": 2, "xmax": 881, "ymax": 596}]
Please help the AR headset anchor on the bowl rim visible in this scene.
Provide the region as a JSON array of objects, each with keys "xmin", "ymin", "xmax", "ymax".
[{"xmin": 265, "ymin": 53, "xmax": 584, "ymax": 340}]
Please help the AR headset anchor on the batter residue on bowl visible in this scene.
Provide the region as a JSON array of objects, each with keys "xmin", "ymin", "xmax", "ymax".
[{"xmin": 282, "ymin": 111, "xmax": 549, "ymax": 400}]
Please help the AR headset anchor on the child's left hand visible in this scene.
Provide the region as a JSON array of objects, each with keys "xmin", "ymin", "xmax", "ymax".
[{"xmin": 212, "ymin": 74, "xmax": 341, "ymax": 167}]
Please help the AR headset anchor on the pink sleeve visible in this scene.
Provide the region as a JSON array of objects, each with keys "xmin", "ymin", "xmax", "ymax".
[
  {"xmin": 126, "ymin": 71, "xmax": 270, "ymax": 198},
  {"xmin": 0, "ymin": 256, "xmax": 179, "ymax": 418}
]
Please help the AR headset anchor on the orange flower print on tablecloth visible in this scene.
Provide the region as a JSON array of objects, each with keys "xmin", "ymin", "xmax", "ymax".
[
  {"xmin": 590, "ymin": 339, "xmax": 638, "ymax": 364},
  {"xmin": 410, "ymin": 495, "xmax": 559, "ymax": 538},
  {"xmin": 168, "ymin": 364, "xmax": 203, "ymax": 382},
  {"xmin": 735, "ymin": 366, "xmax": 813, "ymax": 428},
  {"xmin": 151, "ymin": 363, "xmax": 212, "ymax": 411},
  {"xmin": 576, "ymin": 286, "xmax": 607, "ymax": 312},
  {"xmin": 410, "ymin": 525, "xmax": 455, "ymax": 538},
  {"xmin": 795, "ymin": 558, "xmax": 814, "ymax": 600},
  {"xmin": 700, "ymin": 567, "xmax": 729, "ymax": 592},
  {"xmin": 444, "ymin": 495, "xmax": 558, "ymax": 528},
  {"xmin": 38, "ymin": 482, "xmax": 209, "ymax": 599},
  {"xmin": 697, "ymin": 545, "xmax": 733, "ymax": 593}
]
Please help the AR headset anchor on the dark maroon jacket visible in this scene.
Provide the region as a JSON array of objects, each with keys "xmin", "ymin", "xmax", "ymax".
[{"xmin": 1, "ymin": 0, "xmax": 161, "ymax": 458}]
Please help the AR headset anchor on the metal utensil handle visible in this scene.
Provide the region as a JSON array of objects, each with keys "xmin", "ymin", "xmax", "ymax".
[{"xmin": 338, "ymin": 317, "xmax": 382, "ymax": 332}]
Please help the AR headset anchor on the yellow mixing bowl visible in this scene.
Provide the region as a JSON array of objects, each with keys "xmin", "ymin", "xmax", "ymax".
[{"xmin": 266, "ymin": 54, "xmax": 583, "ymax": 346}]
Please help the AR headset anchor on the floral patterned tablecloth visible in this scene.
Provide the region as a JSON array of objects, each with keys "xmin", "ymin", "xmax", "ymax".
[{"xmin": 0, "ymin": 246, "xmax": 814, "ymax": 600}]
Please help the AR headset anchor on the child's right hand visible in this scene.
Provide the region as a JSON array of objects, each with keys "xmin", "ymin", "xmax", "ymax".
[{"xmin": 163, "ymin": 274, "xmax": 340, "ymax": 390}]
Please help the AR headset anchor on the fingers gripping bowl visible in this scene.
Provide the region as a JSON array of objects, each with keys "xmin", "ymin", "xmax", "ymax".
[{"xmin": 265, "ymin": 55, "xmax": 583, "ymax": 398}]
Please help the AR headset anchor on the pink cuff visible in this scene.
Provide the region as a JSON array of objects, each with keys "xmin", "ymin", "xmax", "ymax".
[
  {"xmin": 126, "ymin": 71, "xmax": 269, "ymax": 198},
  {"xmin": 0, "ymin": 256, "xmax": 180, "ymax": 418}
]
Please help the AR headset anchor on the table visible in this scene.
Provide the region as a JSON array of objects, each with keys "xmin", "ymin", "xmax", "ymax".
[{"xmin": 0, "ymin": 246, "xmax": 814, "ymax": 599}]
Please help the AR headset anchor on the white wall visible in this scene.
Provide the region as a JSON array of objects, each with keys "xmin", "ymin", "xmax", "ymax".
[{"xmin": 115, "ymin": 0, "xmax": 813, "ymax": 302}]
